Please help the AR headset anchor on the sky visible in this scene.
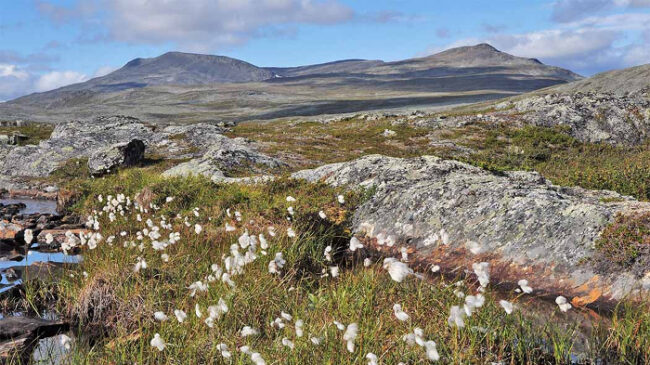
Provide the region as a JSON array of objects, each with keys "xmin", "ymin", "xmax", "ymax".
[{"xmin": 1, "ymin": 0, "xmax": 650, "ymax": 101}]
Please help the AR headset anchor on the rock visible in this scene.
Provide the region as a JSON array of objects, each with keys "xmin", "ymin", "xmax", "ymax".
[
  {"xmin": 163, "ymin": 136, "xmax": 285, "ymax": 181},
  {"xmin": 56, "ymin": 189, "xmax": 79, "ymax": 214},
  {"xmin": 510, "ymin": 90, "xmax": 650, "ymax": 145},
  {"xmin": 0, "ymin": 221, "xmax": 24, "ymax": 241},
  {"xmin": 88, "ymin": 139, "xmax": 145, "ymax": 175},
  {"xmin": 292, "ymin": 154, "xmax": 650, "ymax": 305},
  {"xmin": 0, "ymin": 316, "xmax": 68, "ymax": 362}
]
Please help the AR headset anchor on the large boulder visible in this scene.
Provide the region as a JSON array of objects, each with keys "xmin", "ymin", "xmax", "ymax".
[
  {"xmin": 292, "ymin": 154, "xmax": 650, "ymax": 306},
  {"xmin": 163, "ymin": 136, "xmax": 285, "ymax": 181},
  {"xmin": 88, "ymin": 139, "xmax": 145, "ymax": 175}
]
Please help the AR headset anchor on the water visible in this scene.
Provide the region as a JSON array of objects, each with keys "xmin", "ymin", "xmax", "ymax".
[
  {"xmin": 0, "ymin": 251, "xmax": 81, "ymax": 294},
  {"xmin": 0, "ymin": 198, "xmax": 58, "ymax": 215}
]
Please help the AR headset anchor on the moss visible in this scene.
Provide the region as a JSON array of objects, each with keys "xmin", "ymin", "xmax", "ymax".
[{"xmin": 595, "ymin": 213, "xmax": 650, "ymax": 269}]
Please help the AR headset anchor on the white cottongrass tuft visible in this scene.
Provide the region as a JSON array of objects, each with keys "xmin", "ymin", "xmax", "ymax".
[
  {"xmin": 319, "ymin": 210, "xmax": 327, "ymax": 219},
  {"xmin": 393, "ymin": 303, "xmax": 410, "ymax": 321},
  {"xmin": 281, "ymin": 337, "xmax": 295, "ymax": 349},
  {"xmin": 518, "ymin": 279, "xmax": 533, "ymax": 294},
  {"xmin": 499, "ymin": 300, "xmax": 514, "ymax": 314},
  {"xmin": 382, "ymin": 258, "xmax": 414, "ymax": 282},
  {"xmin": 343, "ymin": 323, "xmax": 358, "ymax": 353},
  {"xmin": 337, "ymin": 195, "xmax": 345, "ymax": 204},
  {"xmin": 424, "ymin": 340, "xmax": 440, "ymax": 361},
  {"xmin": 150, "ymin": 333, "xmax": 166, "ymax": 351},
  {"xmin": 472, "ymin": 262, "xmax": 490, "ymax": 287},
  {"xmin": 555, "ymin": 296, "xmax": 572, "ymax": 312},
  {"xmin": 366, "ymin": 353, "xmax": 379, "ymax": 365},
  {"xmin": 174, "ymin": 309, "xmax": 187, "ymax": 323},
  {"xmin": 349, "ymin": 237, "xmax": 364, "ymax": 251},
  {"xmin": 447, "ymin": 305, "xmax": 466, "ymax": 328},
  {"xmin": 194, "ymin": 224, "xmax": 202, "ymax": 234},
  {"xmin": 241, "ymin": 326, "xmax": 259, "ymax": 337},
  {"xmin": 153, "ymin": 311, "xmax": 168, "ymax": 321}
]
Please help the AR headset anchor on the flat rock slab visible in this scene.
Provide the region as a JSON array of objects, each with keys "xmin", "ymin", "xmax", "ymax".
[
  {"xmin": 293, "ymin": 154, "xmax": 650, "ymax": 306},
  {"xmin": 0, "ymin": 316, "xmax": 68, "ymax": 361}
]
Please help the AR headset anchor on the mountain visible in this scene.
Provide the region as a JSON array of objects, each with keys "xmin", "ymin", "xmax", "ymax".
[
  {"xmin": 546, "ymin": 63, "xmax": 650, "ymax": 95},
  {"xmin": 0, "ymin": 44, "xmax": 583, "ymax": 124}
]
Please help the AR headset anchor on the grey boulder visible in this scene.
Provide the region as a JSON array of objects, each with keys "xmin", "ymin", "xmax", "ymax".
[
  {"xmin": 293, "ymin": 154, "xmax": 650, "ymax": 306},
  {"xmin": 88, "ymin": 139, "xmax": 146, "ymax": 175}
]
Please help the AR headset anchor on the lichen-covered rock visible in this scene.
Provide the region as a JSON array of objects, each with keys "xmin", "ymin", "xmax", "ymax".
[
  {"xmin": 504, "ymin": 90, "xmax": 650, "ymax": 145},
  {"xmin": 163, "ymin": 136, "xmax": 285, "ymax": 181},
  {"xmin": 88, "ymin": 139, "xmax": 145, "ymax": 175},
  {"xmin": 292, "ymin": 154, "xmax": 650, "ymax": 305}
]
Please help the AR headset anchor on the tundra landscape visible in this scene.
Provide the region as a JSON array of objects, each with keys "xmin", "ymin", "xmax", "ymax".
[{"xmin": 1, "ymin": 1, "xmax": 650, "ymax": 364}]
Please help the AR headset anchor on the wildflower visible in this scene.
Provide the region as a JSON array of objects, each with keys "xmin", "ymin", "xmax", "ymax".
[
  {"xmin": 225, "ymin": 223, "xmax": 236, "ymax": 232},
  {"xmin": 324, "ymin": 245, "xmax": 333, "ymax": 261},
  {"xmin": 59, "ymin": 334, "xmax": 72, "ymax": 350},
  {"xmin": 337, "ymin": 195, "xmax": 345, "ymax": 204},
  {"xmin": 424, "ymin": 340, "xmax": 440, "ymax": 361},
  {"xmin": 165, "ymin": 196, "xmax": 174, "ymax": 203},
  {"xmin": 268, "ymin": 226, "xmax": 276, "ymax": 236},
  {"xmin": 154, "ymin": 311, "xmax": 168, "ymax": 321},
  {"xmin": 268, "ymin": 252, "xmax": 286, "ymax": 274},
  {"xmin": 259, "ymin": 234, "xmax": 268, "ymax": 249},
  {"xmin": 287, "ymin": 206, "xmax": 295, "ymax": 216},
  {"xmin": 382, "ymin": 258, "xmax": 414, "ymax": 282},
  {"xmin": 400, "ymin": 247, "xmax": 408, "ymax": 261},
  {"xmin": 150, "ymin": 333, "xmax": 166, "ymax": 351},
  {"xmin": 282, "ymin": 337, "xmax": 295, "ymax": 349},
  {"xmin": 251, "ymin": 352, "xmax": 266, "ymax": 365},
  {"xmin": 45, "ymin": 233, "xmax": 54, "ymax": 245},
  {"xmin": 24, "ymin": 229, "xmax": 33, "ymax": 245},
  {"xmin": 447, "ymin": 305, "xmax": 466, "ymax": 328},
  {"xmin": 188, "ymin": 281, "xmax": 208, "ymax": 297},
  {"xmin": 218, "ymin": 343, "xmax": 231, "ymax": 358},
  {"xmin": 194, "ymin": 224, "xmax": 202, "ymax": 234},
  {"xmin": 291, "ymin": 319, "xmax": 304, "ymax": 337},
  {"xmin": 329, "ymin": 266, "xmax": 340, "ymax": 278},
  {"xmin": 174, "ymin": 309, "xmax": 187, "ymax": 323},
  {"xmin": 241, "ymin": 326, "xmax": 259, "ymax": 337},
  {"xmin": 333, "ymin": 320, "xmax": 345, "ymax": 330},
  {"xmin": 343, "ymin": 323, "xmax": 358, "ymax": 353},
  {"xmin": 392, "ymin": 303, "xmax": 410, "ymax": 321},
  {"xmin": 555, "ymin": 296, "xmax": 572, "ymax": 312},
  {"xmin": 310, "ymin": 337, "xmax": 322, "ymax": 345},
  {"xmin": 499, "ymin": 300, "xmax": 514, "ymax": 314},
  {"xmin": 464, "ymin": 294, "xmax": 486, "ymax": 316},
  {"xmin": 287, "ymin": 227, "xmax": 296, "ymax": 238},
  {"xmin": 349, "ymin": 237, "xmax": 363, "ymax": 251},
  {"xmin": 518, "ymin": 279, "xmax": 533, "ymax": 294},
  {"xmin": 319, "ymin": 210, "xmax": 327, "ymax": 219},
  {"xmin": 472, "ymin": 262, "xmax": 490, "ymax": 287},
  {"xmin": 431, "ymin": 265, "xmax": 440, "ymax": 273},
  {"xmin": 364, "ymin": 258, "xmax": 372, "ymax": 267},
  {"xmin": 195, "ymin": 303, "xmax": 202, "ymax": 318},
  {"xmin": 366, "ymin": 353, "xmax": 379, "ymax": 365},
  {"xmin": 161, "ymin": 253, "xmax": 169, "ymax": 262},
  {"xmin": 280, "ymin": 311, "xmax": 293, "ymax": 321},
  {"xmin": 134, "ymin": 257, "xmax": 147, "ymax": 273},
  {"xmin": 286, "ymin": 196, "xmax": 296, "ymax": 202}
]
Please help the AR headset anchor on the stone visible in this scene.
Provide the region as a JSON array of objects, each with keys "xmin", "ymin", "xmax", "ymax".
[
  {"xmin": 0, "ymin": 220, "xmax": 24, "ymax": 241},
  {"xmin": 292, "ymin": 154, "xmax": 650, "ymax": 306},
  {"xmin": 88, "ymin": 139, "xmax": 145, "ymax": 175},
  {"xmin": 0, "ymin": 316, "xmax": 68, "ymax": 362}
]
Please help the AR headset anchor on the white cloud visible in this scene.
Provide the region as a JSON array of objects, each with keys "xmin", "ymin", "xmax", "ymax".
[
  {"xmin": 38, "ymin": 0, "xmax": 355, "ymax": 52},
  {"xmin": 0, "ymin": 64, "xmax": 30, "ymax": 79},
  {"xmin": 35, "ymin": 71, "xmax": 88, "ymax": 92},
  {"xmin": 424, "ymin": 12, "xmax": 650, "ymax": 75}
]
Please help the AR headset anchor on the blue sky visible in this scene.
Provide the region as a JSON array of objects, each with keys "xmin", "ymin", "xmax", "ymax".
[{"xmin": 1, "ymin": 0, "xmax": 650, "ymax": 100}]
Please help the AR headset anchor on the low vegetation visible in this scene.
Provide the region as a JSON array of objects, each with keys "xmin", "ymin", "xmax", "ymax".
[
  {"xmin": 0, "ymin": 124, "xmax": 54, "ymax": 145},
  {"xmin": 10, "ymin": 168, "xmax": 643, "ymax": 364}
]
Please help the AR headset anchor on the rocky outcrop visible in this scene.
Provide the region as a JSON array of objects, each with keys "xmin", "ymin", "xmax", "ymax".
[
  {"xmin": 0, "ymin": 116, "xmax": 271, "ymax": 186},
  {"xmin": 163, "ymin": 136, "xmax": 285, "ymax": 181},
  {"xmin": 292, "ymin": 154, "xmax": 650, "ymax": 306},
  {"xmin": 500, "ymin": 90, "xmax": 650, "ymax": 145},
  {"xmin": 87, "ymin": 139, "xmax": 145, "ymax": 175}
]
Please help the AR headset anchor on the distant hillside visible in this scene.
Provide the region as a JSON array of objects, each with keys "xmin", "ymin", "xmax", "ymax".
[
  {"xmin": 547, "ymin": 63, "xmax": 650, "ymax": 95},
  {"xmin": 0, "ymin": 44, "xmax": 583, "ymax": 124}
]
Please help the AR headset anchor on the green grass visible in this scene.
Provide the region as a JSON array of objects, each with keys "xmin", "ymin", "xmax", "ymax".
[
  {"xmin": 0, "ymin": 124, "xmax": 54, "ymax": 145},
  {"xmin": 12, "ymin": 168, "xmax": 645, "ymax": 364}
]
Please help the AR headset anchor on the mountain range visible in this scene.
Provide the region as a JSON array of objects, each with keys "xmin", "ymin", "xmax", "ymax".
[{"xmin": 0, "ymin": 44, "xmax": 583, "ymax": 124}]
